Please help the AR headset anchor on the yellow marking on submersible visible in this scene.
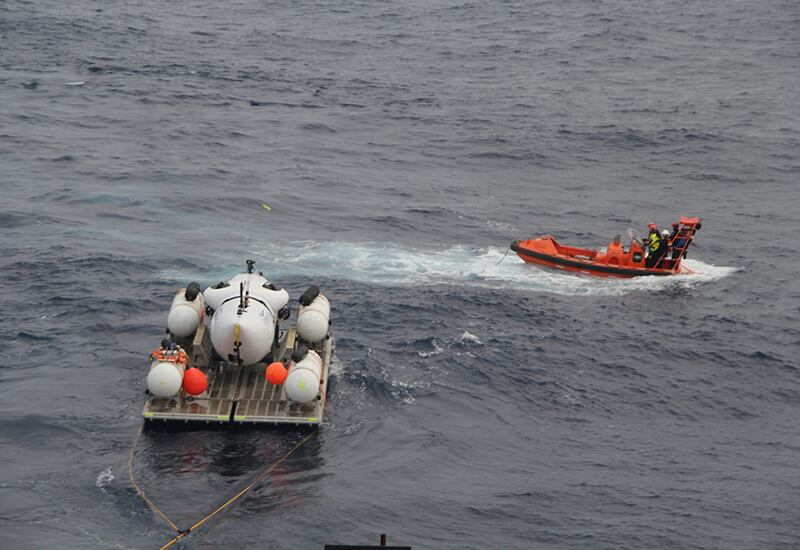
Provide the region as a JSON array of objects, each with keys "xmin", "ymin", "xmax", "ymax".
[
  {"xmin": 234, "ymin": 415, "xmax": 247, "ymax": 421},
  {"xmin": 234, "ymin": 323, "xmax": 240, "ymax": 340},
  {"xmin": 216, "ymin": 415, "xmax": 228, "ymax": 421},
  {"xmin": 143, "ymin": 412, "xmax": 154, "ymax": 418}
]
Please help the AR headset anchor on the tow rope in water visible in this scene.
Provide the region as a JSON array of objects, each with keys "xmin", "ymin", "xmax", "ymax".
[
  {"xmin": 128, "ymin": 423, "xmax": 316, "ymax": 549},
  {"xmin": 495, "ymin": 244, "xmax": 511, "ymax": 266}
]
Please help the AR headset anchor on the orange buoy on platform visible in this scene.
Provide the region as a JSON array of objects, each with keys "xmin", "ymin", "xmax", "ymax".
[
  {"xmin": 182, "ymin": 367, "xmax": 208, "ymax": 396},
  {"xmin": 265, "ymin": 362, "xmax": 288, "ymax": 385}
]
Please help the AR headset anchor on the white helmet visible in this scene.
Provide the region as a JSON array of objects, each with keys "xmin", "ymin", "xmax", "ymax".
[{"xmin": 661, "ymin": 229, "xmax": 670, "ymax": 237}]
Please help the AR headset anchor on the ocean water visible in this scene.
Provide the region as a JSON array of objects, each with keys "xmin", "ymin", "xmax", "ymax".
[{"xmin": 1, "ymin": 0, "xmax": 799, "ymax": 548}]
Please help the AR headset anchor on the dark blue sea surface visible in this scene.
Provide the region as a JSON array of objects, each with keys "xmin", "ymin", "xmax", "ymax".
[{"xmin": 1, "ymin": 0, "xmax": 799, "ymax": 548}]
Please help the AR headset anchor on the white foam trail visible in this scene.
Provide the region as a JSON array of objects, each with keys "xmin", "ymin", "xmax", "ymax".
[{"xmin": 159, "ymin": 242, "xmax": 738, "ymax": 297}]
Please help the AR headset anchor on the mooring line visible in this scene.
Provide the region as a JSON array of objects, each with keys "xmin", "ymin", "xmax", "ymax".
[
  {"xmin": 128, "ymin": 423, "xmax": 316, "ymax": 549},
  {"xmin": 128, "ymin": 423, "xmax": 181, "ymax": 533},
  {"xmin": 159, "ymin": 430, "xmax": 316, "ymax": 549},
  {"xmin": 494, "ymin": 244, "xmax": 511, "ymax": 266}
]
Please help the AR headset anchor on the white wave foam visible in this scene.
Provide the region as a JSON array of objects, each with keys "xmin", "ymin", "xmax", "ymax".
[
  {"xmin": 95, "ymin": 467, "xmax": 114, "ymax": 492},
  {"xmin": 418, "ymin": 339, "xmax": 444, "ymax": 358},
  {"xmin": 458, "ymin": 331, "xmax": 483, "ymax": 345},
  {"xmin": 159, "ymin": 242, "xmax": 738, "ymax": 297}
]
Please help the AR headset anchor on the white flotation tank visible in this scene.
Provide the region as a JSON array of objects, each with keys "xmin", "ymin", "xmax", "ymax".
[
  {"xmin": 166, "ymin": 282, "xmax": 205, "ymax": 338},
  {"xmin": 147, "ymin": 361, "xmax": 185, "ymax": 397},
  {"xmin": 285, "ymin": 348, "xmax": 323, "ymax": 403},
  {"xmin": 146, "ymin": 344, "xmax": 189, "ymax": 398},
  {"xmin": 296, "ymin": 286, "xmax": 330, "ymax": 343},
  {"xmin": 203, "ymin": 267, "xmax": 289, "ymax": 366}
]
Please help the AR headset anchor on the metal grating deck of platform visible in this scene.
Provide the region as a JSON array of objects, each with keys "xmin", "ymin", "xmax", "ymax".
[{"xmin": 143, "ymin": 327, "xmax": 332, "ymax": 426}]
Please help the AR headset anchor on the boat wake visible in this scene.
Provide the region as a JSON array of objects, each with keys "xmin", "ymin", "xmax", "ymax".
[{"xmin": 159, "ymin": 242, "xmax": 738, "ymax": 297}]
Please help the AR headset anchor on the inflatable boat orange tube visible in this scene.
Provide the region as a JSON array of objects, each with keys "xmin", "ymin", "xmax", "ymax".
[{"xmin": 511, "ymin": 217, "xmax": 701, "ymax": 278}]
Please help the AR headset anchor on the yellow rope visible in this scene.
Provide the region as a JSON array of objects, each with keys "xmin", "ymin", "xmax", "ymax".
[
  {"xmin": 127, "ymin": 424, "xmax": 181, "ymax": 533},
  {"xmin": 160, "ymin": 431, "xmax": 316, "ymax": 549},
  {"xmin": 129, "ymin": 422, "xmax": 316, "ymax": 548}
]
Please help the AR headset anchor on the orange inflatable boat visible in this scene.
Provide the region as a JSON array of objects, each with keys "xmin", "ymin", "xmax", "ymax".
[{"xmin": 511, "ymin": 217, "xmax": 702, "ymax": 278}]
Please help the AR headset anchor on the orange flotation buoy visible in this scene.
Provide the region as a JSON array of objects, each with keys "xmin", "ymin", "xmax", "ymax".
[
  {"xmin": 265, "ymin": 362, "xmax": 288, "ymax": 385},
  {"xmin": 182, "ymin": 367, "xmax": 208, "ymax": 396}
]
